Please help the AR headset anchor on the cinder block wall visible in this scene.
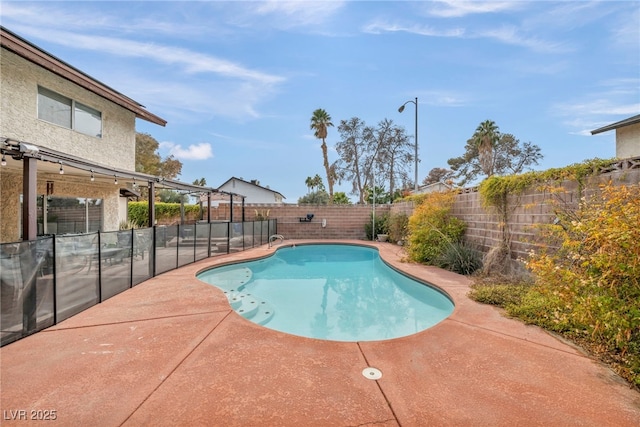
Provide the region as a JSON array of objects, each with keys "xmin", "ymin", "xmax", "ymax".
[
  {"xmin": 208, "ymin": 204, "xmax": 391, "ymax": 240},
  {"xmin": 393, "ymin": 164, "xmax": 640, "ymax": 260}
]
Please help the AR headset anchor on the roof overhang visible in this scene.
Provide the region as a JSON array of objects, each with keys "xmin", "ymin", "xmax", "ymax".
[
  {"xmin": 1, "ymin": 137, "xmax": 243, "ymax": 198},
  {"xmin": 120, "ymin": 188, "xmax": 140, "ymax": 198},
  {"xmin": 0, "ymin": 26, "xmax": 167, "ymax": 127},
  {"xmin": 591, "ymin": 114, "xmax": 640, "ymax": 135}
]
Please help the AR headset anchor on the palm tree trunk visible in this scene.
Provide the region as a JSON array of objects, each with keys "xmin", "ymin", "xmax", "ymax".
[{"xmin": 321, "ymin": 139, "xmax": 334, "ymax": 204}]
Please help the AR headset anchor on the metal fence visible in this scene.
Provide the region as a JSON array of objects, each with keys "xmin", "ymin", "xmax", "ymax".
[{"xmin": 0, "ymin": 219, "xmax": 277, "ymax": 347}]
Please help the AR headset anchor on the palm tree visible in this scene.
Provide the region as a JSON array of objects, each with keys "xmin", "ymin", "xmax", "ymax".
[
  {"xmin": 473, "ymin": 120, "xmax": 499, "ymax": 177},
  {"xmin": 310, "ymin": 109, "xmax": 335, "ymax": 204},
  {"xmin": 305, "ymin": 176, "xmax": 314, "ymax": 193}
]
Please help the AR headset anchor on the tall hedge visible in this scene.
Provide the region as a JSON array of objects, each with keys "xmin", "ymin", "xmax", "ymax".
[{"xmin": 127, "ymin": 202, "xmax": 201, "ymax": 227}]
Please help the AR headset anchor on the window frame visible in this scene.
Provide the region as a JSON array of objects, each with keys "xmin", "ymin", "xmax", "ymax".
[{"xmin": 37, "ymin": 86, "xmax": 103, "ymax": 138}]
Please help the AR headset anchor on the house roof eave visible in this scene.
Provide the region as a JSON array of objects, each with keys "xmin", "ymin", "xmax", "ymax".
[
  {"xmin": 0, "ymin": 26, "xmax": 167, "ymax": 127},
  {"xmin": 591, "ymin": 114, "xmax": 640, "ymax": 135}
]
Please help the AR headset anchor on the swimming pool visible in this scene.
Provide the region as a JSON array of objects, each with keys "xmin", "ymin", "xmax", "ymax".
[{"xmin": 197, "ymin": 244, "xmax": 454, "ymax": 342}]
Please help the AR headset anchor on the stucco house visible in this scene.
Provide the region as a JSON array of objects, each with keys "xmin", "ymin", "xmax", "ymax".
[
  {"xmin": 1, "ymin": 27, "xmax": 219, "ymax": 244},
  {"xmin": 216, "ymin": 177, "xmax": 285, "ymax": 204},
  {"xmin": 591, "ymin": 114, "xmax": 640, "ymax": 159}
]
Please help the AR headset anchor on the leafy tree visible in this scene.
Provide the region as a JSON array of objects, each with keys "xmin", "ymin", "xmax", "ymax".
[
  {"xmin": 424, "ymin": 167, "xmax": 455, "ymax": 185},
  {"xmin": 310, "ymin": 109, "xmax": 335, "ymax": 204},
  {"xmin": 335, "ymin": 117, "xmax": 412, "ymax": 204},
  {"xmin": 135, "ymin": 132, "xmax": 183, "ymax": 180},
  {"xmin": 364, "ymin": 185, "xmax": 391, "ymax": 205},
  {"xmin": 192, "ymin": 177, "xmax": 207, "ymax": 186},
  {"xmin": 158, "ymin": 189, "xmax": 188, "ymax": 203},
  {"xmin": 447, "ymin": 121, "xmax": 542, "ymax": 186},
  {"xmin": 332, "ymin": 191, "xmax": 351, "ymax": 205},
  {"xmin": 376, "ymin": 119, "xmax": 413, "ymax": 197},
  {"xmin": 335, "ymin": 117, "xmax": 369, "ymax": 203},
  {"xmin": 298, "ymin": 190, "xmax": 330, "ymax": 205}
]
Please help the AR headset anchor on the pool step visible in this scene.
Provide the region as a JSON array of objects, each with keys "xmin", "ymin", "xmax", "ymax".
[
  {"xmin": 248, "ymin": 301, "xmax": 275, "ymax": 325},
  {"xmin": 225, "ymin": 291, "xmax": 275, "ymax": 325},
  {"xmin": 202, "ymin": 267, "xmax": 252, "ymax": 292}
]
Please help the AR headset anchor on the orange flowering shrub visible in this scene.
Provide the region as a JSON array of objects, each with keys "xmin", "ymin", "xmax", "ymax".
[{"xmin": 514, "ymin": 182, "xmax": 640, "ymax": 386}]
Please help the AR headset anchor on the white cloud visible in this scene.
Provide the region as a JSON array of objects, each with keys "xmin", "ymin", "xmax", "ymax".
[
  {"xmin": 362, "ymin": 21, "xmax": 568, "ymax": 54},
  {"xmin": 426, "ymin": 1, "xmax": 522, "ymax": 18},
  {"xmin": 552, "ymin": 96, "xmax": 640, "ymax": 136},
  {"xmin": 12, "ymin": 26, "xmax": 283, "ymax": 86},
  {"xmin": 421, "ymin": 90, "xmax": 470, "ymax": 107},
  {"xmin": 362, "ymin": 21, "xmax": 464, "ymax": 37},
  {"xmin": 252, "ymin": 0, "xmax": 346, "ymax": 27},
  {"xmin": 160, "ymin": 142, "xmax": 214, "ymax": 161},
  {"xmin": 476, "ymin": 25, "xmax": 572, "ymax": 54}
]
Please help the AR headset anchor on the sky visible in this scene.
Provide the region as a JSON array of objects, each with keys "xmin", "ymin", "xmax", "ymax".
[{"xmin": 1, "ymin": 1, "xmax": 639, "ymax": 202}]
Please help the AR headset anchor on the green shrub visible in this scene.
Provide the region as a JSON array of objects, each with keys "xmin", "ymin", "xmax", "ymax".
[
  {"xmin": 388, "ymin": 211, "xmax": 409, "ymax": 244},
  {"xmin": 128, "ymin": 202, "xmax": 149, "ymax": 227},
  {"xmin": 127, "ymin": 202, "xmax": 202, "ymax": 226},
  {"xmin": 365, "ymin": 212, "xmax": 389, "ymax": 240},
  {"xmin": 406, "ymin": 191, "xmax": 466, "ymax": 264},
  {"xmin": 437, "ymin": 242, "xmax": 483, "ymax": 275}
]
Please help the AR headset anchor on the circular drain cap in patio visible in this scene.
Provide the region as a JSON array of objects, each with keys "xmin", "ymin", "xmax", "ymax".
[{"xmin": 362, "ymin": 367, "xmax": 382, "ymax": 380}]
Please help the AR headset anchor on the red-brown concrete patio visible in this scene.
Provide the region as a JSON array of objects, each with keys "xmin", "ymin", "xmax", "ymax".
[{"xmin": 1, "ymin": 240, "xmax": 639, "ymax": 426}]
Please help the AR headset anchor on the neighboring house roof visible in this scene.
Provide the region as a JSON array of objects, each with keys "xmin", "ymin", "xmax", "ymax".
[
  {"xmin": 591, "ymin": 114, "xmax": 640, "ymax": 135},
  {"xmin": 0, "ymin": 26, "xmax": 166, "ymax": 127},
  {"xmin": 218, "ymin": 177, "xmax": 285, "ymax": 199},
  {"xmin": 413, "ymin": 182, "xmax": 453, "ymax": 194}
]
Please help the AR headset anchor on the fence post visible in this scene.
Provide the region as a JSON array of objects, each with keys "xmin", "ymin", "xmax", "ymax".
[
  {"xmin": 20, "ymin": 241, "xmax": 38, "ymax": 335},
  {"xmin": 152, "ymin": 225, "xmax": 157, "ymax": 277},
  {"xmin": 176, "ymin": 224, "xmax": 180, "ymax": 269},
  {"xmin": 207, "ymin": 222, "xmax": 212, "ymax": 258},
  {"xmin": 52, "ymin": 236, "xmax": 58, "ymax": 325},
  {"xmin": 98, "ymin": 231, "xmax": 103, "ymax": 302},
  {"xmin": 129, "ymin": 228, "xmax": 134, "ymax": 288}
]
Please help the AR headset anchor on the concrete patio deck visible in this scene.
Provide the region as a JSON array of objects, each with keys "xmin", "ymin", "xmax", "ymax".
[{"xmin": 1, "ymin": 240, "xmax": 639, "ymax": 426}]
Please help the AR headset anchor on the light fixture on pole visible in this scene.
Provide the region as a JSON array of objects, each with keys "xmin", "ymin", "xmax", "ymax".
[{"xmin": 398, "ymin": 97, "xmax": 418, "ymax": 191}]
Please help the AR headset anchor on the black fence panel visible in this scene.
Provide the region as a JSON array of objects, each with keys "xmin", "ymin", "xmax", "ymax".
[
  {"xmin": 209, "ymin": 222, "xmax": 229, "ymax": 256},
  {"xmin": 55, "ymin": 234, "xmax": 100, "ymax": 322},
  {"xmin": 195, "ymin": 223, "xmax": 209, "ymax": 261},
  {"xmin": 177, "ymin": 224, "xmax": 195, "ymax": 268},
  {"xmin": 229, "ymin": 222, "xmax": 244, "ymax": 253},
  {"xmin": 155, "ymin": 225, "xmax": 178, "ymax": 275},
  {"xmin": 101, "ymin": 230, "xmax": 132, "ymax": 300},
  {"xmin": 0, "ymin": 238, "xmax": 55, "ymax": 346},
  {"xmin": 132, "ymin": 228, "xmax": 153, "ymax": 286},
  {"xmin": 0, "ymin": 220, "xmax": 274, "ymax": 347}
]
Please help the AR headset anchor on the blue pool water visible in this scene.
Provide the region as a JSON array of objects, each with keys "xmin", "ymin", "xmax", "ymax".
[{"xmin": 197, "ymin": 244, "xmax": 454, "ymax": 342}]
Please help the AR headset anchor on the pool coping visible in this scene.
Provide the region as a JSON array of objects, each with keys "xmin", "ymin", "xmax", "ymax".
[{"xmin": 1, "ymin": 239, "xmax": 639, "ymax": 426}]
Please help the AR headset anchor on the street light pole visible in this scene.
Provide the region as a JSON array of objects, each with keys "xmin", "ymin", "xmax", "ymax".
[{"xmin": 398, "ymin": 97, "xmax": 418, "ymax": 191}]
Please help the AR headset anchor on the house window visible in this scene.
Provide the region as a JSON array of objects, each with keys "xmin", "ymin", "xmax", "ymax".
[{"xmin": 37, "ymin": 86, "xmax": 102, "ymax": 137}]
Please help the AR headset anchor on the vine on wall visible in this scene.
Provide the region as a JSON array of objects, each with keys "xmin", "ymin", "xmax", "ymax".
[{"xmin": 476, "ymin": 158, "xmax": 616, "ymax": 273}]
